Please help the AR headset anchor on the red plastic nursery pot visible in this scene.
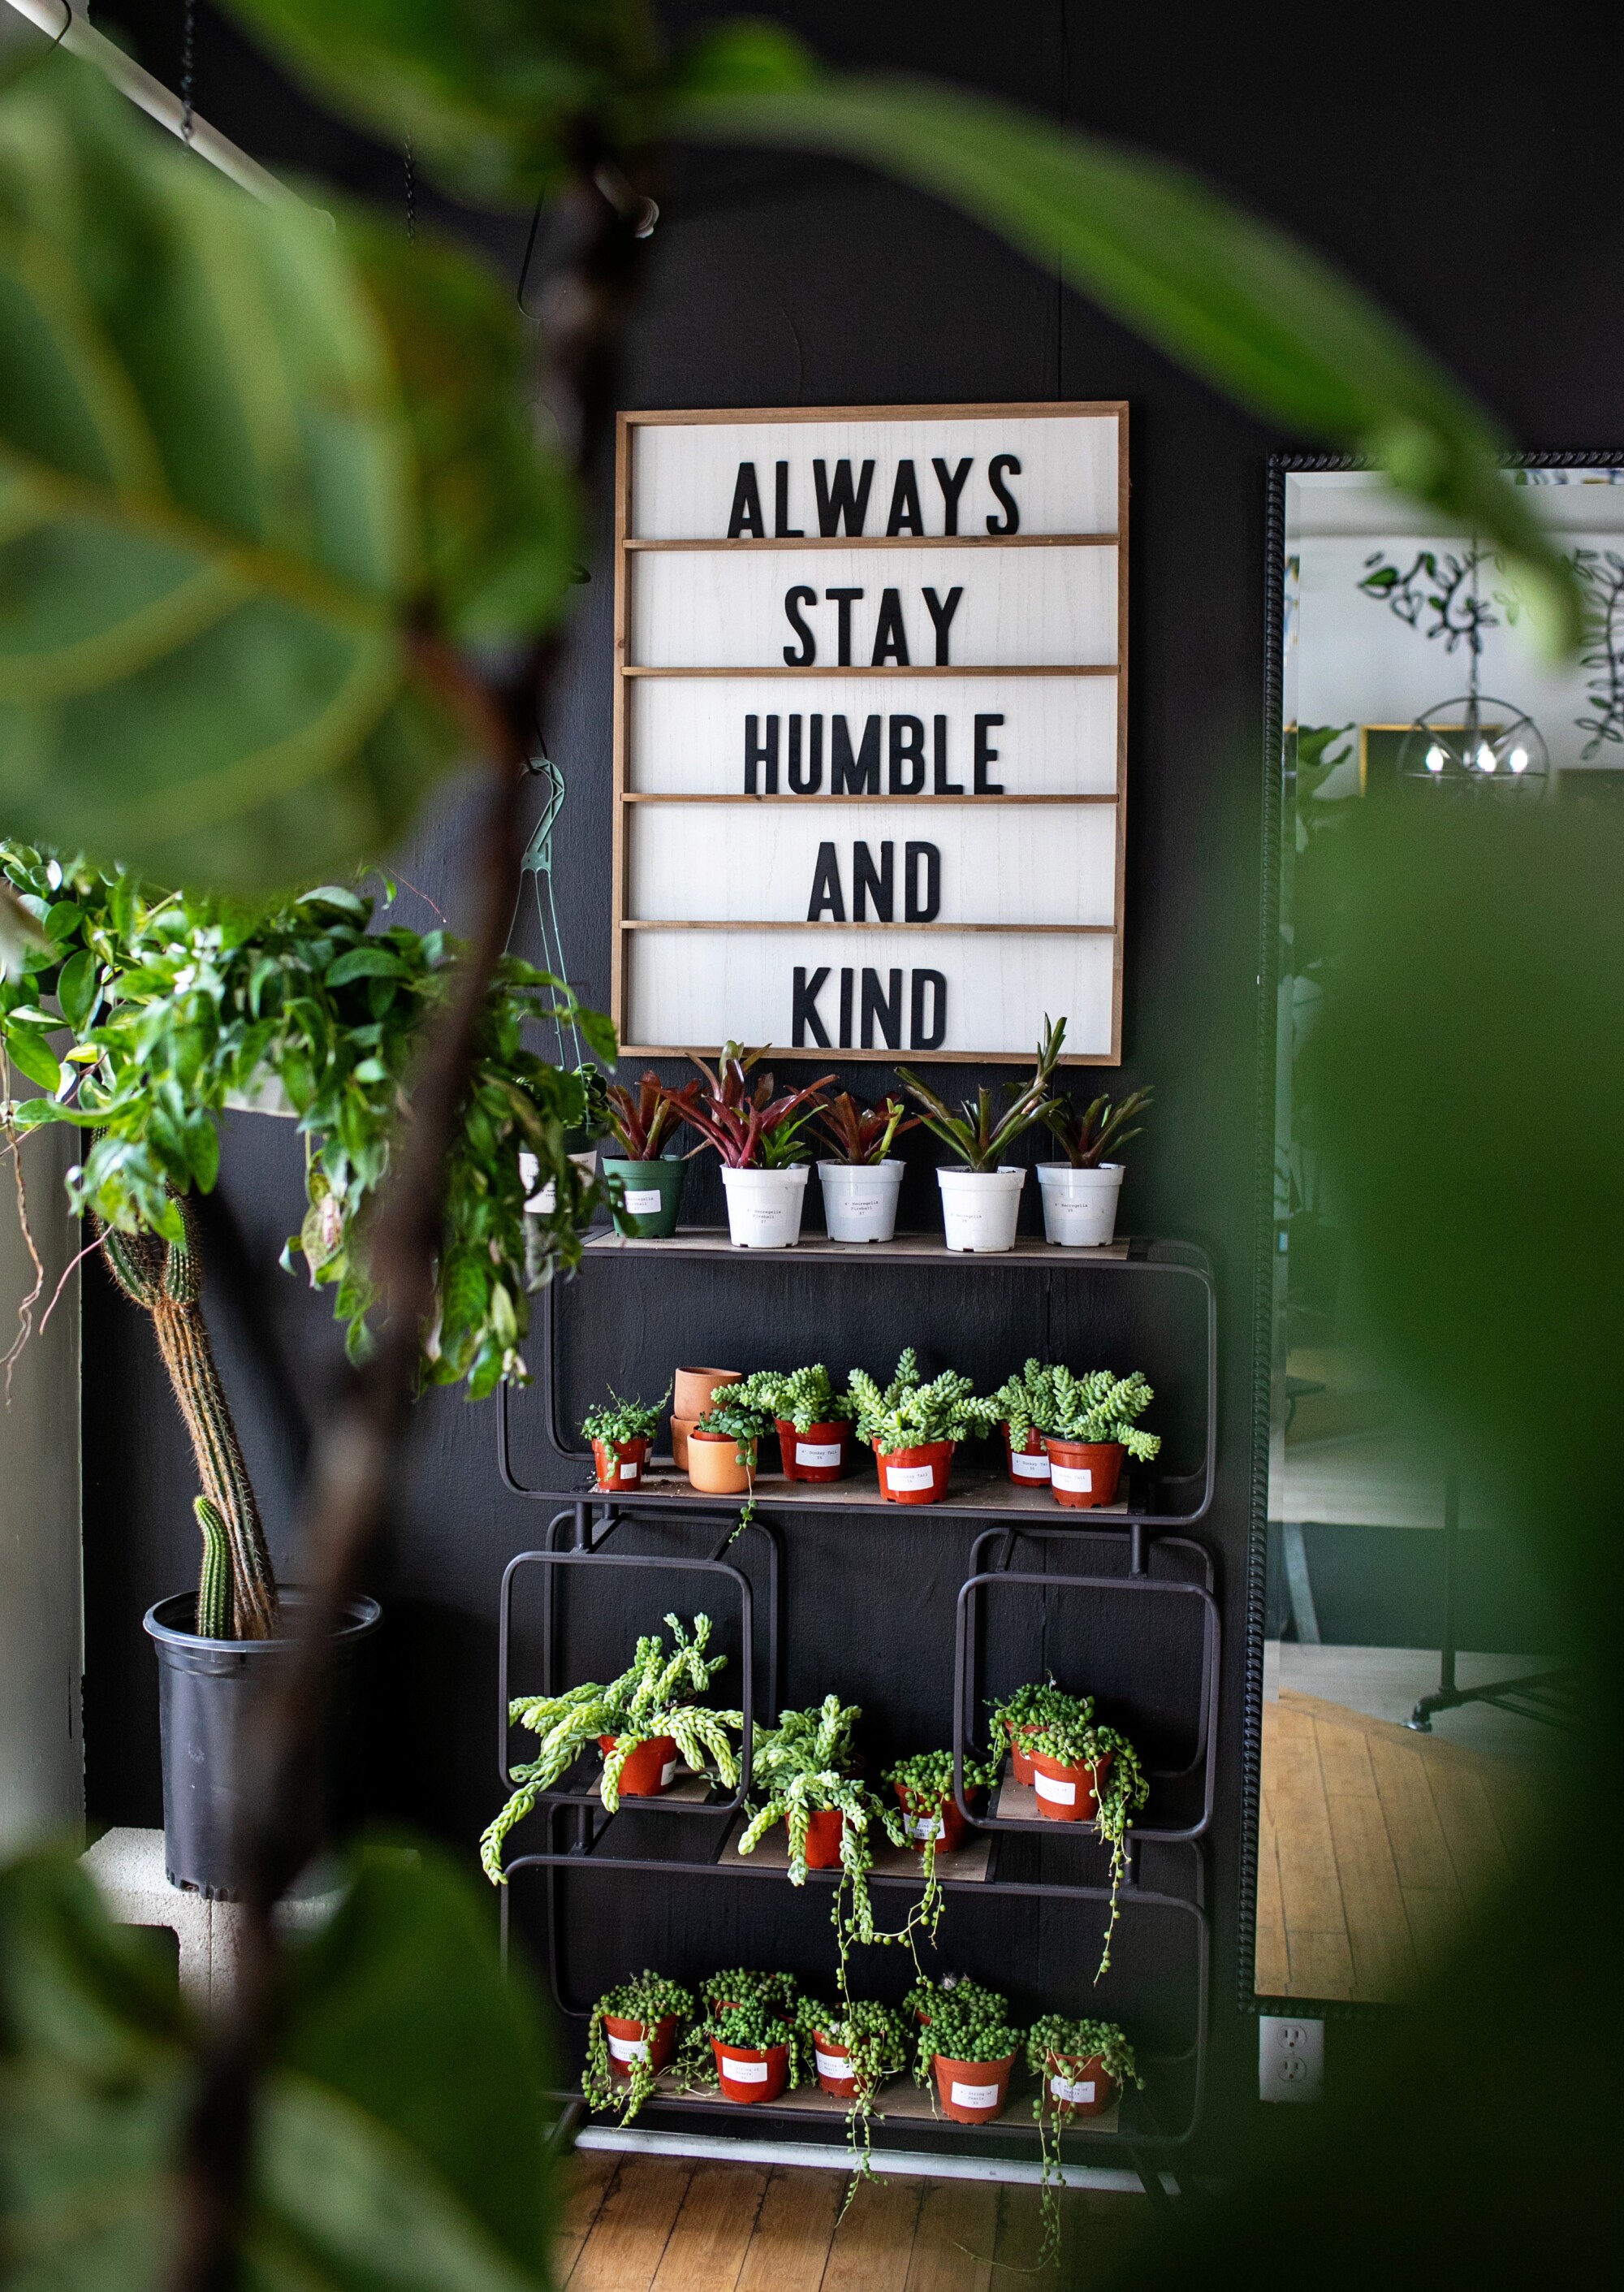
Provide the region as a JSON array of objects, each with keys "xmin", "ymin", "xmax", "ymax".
[
  {"xmin": 801, "ymin": 1807, "xmax": 849, "ymax": 1868},
  {"xmin": 598, "ymin": 1732, "xmax": 679, "ymax": 1798},
  {"xmin": 1041, "ymin": 1436, "xmax": 1125, "ymax": 1510},
  {"xmin": 591, "ymin": 1436, "xmax": 649, "ymax": 1493},
  {"xmin": 895, "ymin": 1780, "xmax": 977, "ymax": 1854},
  {"xmin": 712, "ymin": 2040, "xmax": 790, "ymax": 2103},
  {"xmin": 812, "ymin": 2031, "xmax": 858, "ymax": 2097},
  {"xmin": 874, "ymin": 1438, "xmax": 955, "ymax": 1504},
  {"xmin": 775, "ymin": 1417, "xmax": 853, "ymax": 1484},
  {"xmin": 932, "ymin": 2050, "xmax": 1018, "ymax": 2124},
  {"xmin": 603, "ymin": 2013, "xmax": 677, "ymax": 2078},
  {"xmin": 1043, "ymin": 2050, "xmax": 1116, "ymax": 2117},
  {"xmin": 1002, "ymin": 1424, "xmax": 1051, "ymax": 1488},
  {"xmin": 1029, "ymin": 1748, "xmax": 1113, "ymax": 1823},
  {"xmin": 1006, "ymin": 1722, "xmax": 1040, "ymax": 1786}
]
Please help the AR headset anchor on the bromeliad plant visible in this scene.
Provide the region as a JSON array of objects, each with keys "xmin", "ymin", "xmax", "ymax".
[
  {"xmin": 603, "ymin": 1070, "xmax": 704, "ymax": 1160},
  {"xmin": 480, "ymin": 1614, "xmax": 741, "ymax": 1875},
  {"xmin": 814, "ymin": 1091, "xmax": 919, "ymax": 1165},
  {"xmin": 1026, "ymin": 2016, "xmax": 1144, "ymax": 2266},
  {"xmin": 685, "ymin": 1041, "xmax": 836, "ymax": 1169},
  {"xmin": 986, "ymin": 1360, "xmax": 1162, "ymax": 1458},
  {"xmin": 1041, "ymin": 1084, "xmax": 1155, "ymax": 1168},
  {"xmin": 731, "ymin": 1364, "xmax": 858, "ymax": 1431},
  {"xmin": 581, "ymin": 1971, "xmax": 695, "ymax": 2126},
  {"xmin": 735, "ymin": 1699, "xmax": 905, "ymax": 1968},
  {"xmin": 897, "ymin": 1015, "xmax": 1066, "ymax": 1170},
  {"xmin": 849, "ymin": 1349, "xmax": 994, "ymax": 1455},
  {"xmin": 1026, "ymin": 1710, "xmax": 1150, "ymax": 1977}
]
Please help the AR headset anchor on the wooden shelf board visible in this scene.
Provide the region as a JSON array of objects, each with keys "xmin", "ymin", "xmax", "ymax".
[
  {"xmin": 717, "ymin": 1813, "xmax": 995, "ymax": 1886},
  {"xmin": 583, "ymin": 1228, "xmax": 1129, "ymax": 1267},
  {"xmin": 618, "ymin": 2067, "xmax": 1119, "ymax": 2138},
  {"xmin": 585, "ymin": 1464, "xmax": 1129, "ymax": 1520}
]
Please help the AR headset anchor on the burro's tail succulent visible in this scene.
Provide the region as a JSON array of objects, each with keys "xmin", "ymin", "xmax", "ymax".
[{"xmin": 97, "ymin": 1199, "xmax": 279, "ymax": 1641}]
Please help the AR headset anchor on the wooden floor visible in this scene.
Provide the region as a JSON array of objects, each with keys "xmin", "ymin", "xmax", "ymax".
[
  {"xmin": 557, "ymin": 2153, "xmax": 1147, "ymax": 2290},
  {"xmin": 1256, "ymin": 1688, "xmax": 1546, "ymax": 2001}
]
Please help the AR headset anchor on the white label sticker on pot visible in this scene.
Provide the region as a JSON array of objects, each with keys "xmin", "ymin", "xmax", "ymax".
[
  {"xmin": 619, "ymin": 1461, "xmax": 640, "ymax": 1481},
  {"xmin": 905, "ymin": 1813, "xmax": 944, "ymax": 1841},
  {"xmin": 814, "ymin": 2049, "xmax": 849, "ymax": 2080},
  {"xmin": 607, "ymin": 2035, "xmax": 649, "ymax": 2063},
  {"xmin": 721, "ymin": 2056, "xmax": 769, "ymax": 2082},
  {"xmin": 887, "ymin": 1463, "xmax": 936, "ymax": 1490},
  {"xmin": 1035, "ymin": 1771, "xmax": 1078, "ymax": 1805},
  {"xmin": 1011, "ymin": 1451, "xmax": 1050, "ymax": 1480},
  {"xmin": 843, "ymin": 1195, "xmax": 883, "ymax": 1215},
  {"xmin": 796, "ymin": 1441, "xmax": 843, "ymax": 1468},
  {"xmin": 950, "ymin": 2080, "xmax": 1000, "ymax": 2109},
  {"xmin": 1051, "ymin": 2075, "xmax": 1096, "ymax": 2106},
  {"xmin": 1052, "ymin": 1464, "xmax": 1095, "ymax": 1492},
  {"xmin": 660, "ymin": 1758, "xmax": 678, "ymax": 1787},
  {"xmin": 624, "ymin": 1187, "xmax": 663, "ymax": 1214}
]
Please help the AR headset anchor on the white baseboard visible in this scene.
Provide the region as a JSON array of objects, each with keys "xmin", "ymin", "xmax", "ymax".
[{"xmin": 575, "ymin": 2122, "xmax": 1175, "ymax": 2193}]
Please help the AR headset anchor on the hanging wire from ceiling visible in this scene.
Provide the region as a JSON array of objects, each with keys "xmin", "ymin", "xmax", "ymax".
[
  {"xmin": 403, "ymin": 130, "xmax": 416, "ymax": 245},
  {"xmin": 179, "ymin": 0, "xmax": 196, "ymax": 145}
]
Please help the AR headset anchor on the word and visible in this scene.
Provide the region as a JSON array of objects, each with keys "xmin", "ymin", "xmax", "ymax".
[
  {"xmin": 744, "ymin": 713, "xmax": 1004, "ymax": 794},
  {"xmin": 806, "ymin": 841, "xmax": 940, "ymax": 923},
  {"xmin": 728, "ymin": 455, "xmax": 1022, "ymax": 539}
]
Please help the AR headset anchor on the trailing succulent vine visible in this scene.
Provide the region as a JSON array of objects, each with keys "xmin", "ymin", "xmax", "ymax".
[
  {"xmin": 580, "ymin": 1386, "xmax": 669, "ymax": 1449},
  {"xmin": 1024, "ymin": 1708, "xmax": 1150, "ymax": 1977},
  {"xmin": 735, "ymin": 1698, "xmax": 905, "ymax": 1978},
  {"xmin": 882, "ymin": 1749, "xmax": 1000, "ymax": 1947},
  {"xmin": 987, "ymin": 1680, "xmax": 1091, "ymax": 1751},
  {"xmin": 581, "ymin": 1972, "xmax": 694, "ymax": 2126},
  {"xmin": 1026, "ymin": 2015, "xmax": 1143, "ymax": 2266},
  {"xmin": 800, "ymin": 1996, "xmax": 909, "ymax": 2199},
  {"xmin": 848, "ymin": 1349, "xmax": 993, "ymax": 1455}
]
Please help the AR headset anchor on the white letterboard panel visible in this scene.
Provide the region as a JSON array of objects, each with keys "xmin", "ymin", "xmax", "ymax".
[{"xmin": 612, "ymin": 404, "xmax": 1129, "ymax": 1063}]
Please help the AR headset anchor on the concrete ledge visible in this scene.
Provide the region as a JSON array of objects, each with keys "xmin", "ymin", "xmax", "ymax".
[{"xmin": 80, "ymin": 1827, "xmax": 343, "ymax": 2007}]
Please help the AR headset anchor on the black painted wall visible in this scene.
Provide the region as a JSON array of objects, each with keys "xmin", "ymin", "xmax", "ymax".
[{"xmin": 83, "ymin": 0, "xmax": 1624, "ymax": 2164}]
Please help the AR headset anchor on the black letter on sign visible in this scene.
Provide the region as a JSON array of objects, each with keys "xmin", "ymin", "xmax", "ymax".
[
  {"xmin": 827, "ymin": 587, "xmax": 863, "ymax": 667},
  {"xmin": 788, "ymin": 715, "xmax": 823, "ymax": 794},
  {"xmin": 831, "ymin": 715, "xmax": 881, "ymax": 794},
  {"xmin": 886, "ymin": 461, "xmax": 924, "ymax": 536},
  {"xmin": 807, "ymin": 842, "xmax": 845, "ymax": 922},
  {"xmin": 783, "ymin": 586, "xmax": 817, "ymax": 666},
  {"xmin": 910, "ymin": 969, "xmax": 948, "ymax": 1050},
  {"xmin": 774, "ymin": 460, "xmax": 804, "ymax": 538},
  {"xmin": 932, "ymin": 714, "xmax": 964, "ymax": 795},
  {"xmin": 728, "ymin": 461, "xmax": 765, "ymax": 538},
  {"xmin": 987, "ymin": 452, "xmax": 1021, "ymax": 534},
  {"xmin": 861, "ymin": 967, "xmax": 904, "ymax": 1050},
  {"xmin": 839, "ymin": 967, "xmax": 855, "ymax": 1049},
  {"xmin": 932, "ymin": 456, "xmax": 974, "ymax": 534},
  {"xmin": 974, "ymin": 713, "xmax": 1006, "ymax": 795},
  {"xmin": 853, "ymin": 841, "xmax": 894, "ymax": 923},
  {"xmin": 793, "ymin": 966, "xmax": 831, "ymax": 1048},
  {"xmin": 814, "ymin": 458, "xmax": 875, "ymax": 536},
  {"xmin": 905, "ymin": 842, "xmax": 941, "ymax": 923},
  {"xmin": 922, "ymin": 586, "xmax": 963, "ymax": 666},
  {"xmin": 745, "ymin": 714, "xmax": 779, "ymax": 794},
  {"xmin": 889, "ymin": 715, "xmax": 926, "ymax": 794},
  {"xmin": 871, "ymin": 588, "xmax": 910, "ymax": 666}
]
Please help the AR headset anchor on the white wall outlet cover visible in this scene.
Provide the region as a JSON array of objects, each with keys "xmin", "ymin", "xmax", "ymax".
[{"xmin": 1259, "ymin": 2015, "xmax": 1324, "ymax": 2102}]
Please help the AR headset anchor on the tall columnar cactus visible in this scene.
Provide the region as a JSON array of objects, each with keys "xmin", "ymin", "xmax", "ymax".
[{"xmin": 97, "ymin": 1199, "xmax": 279, "ymax": 1641}]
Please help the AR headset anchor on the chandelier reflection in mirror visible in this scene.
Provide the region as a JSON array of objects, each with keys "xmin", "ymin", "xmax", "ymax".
[{"xmin": 1383, "ymin": 547, "xmax": 1550, "ymax": 800}]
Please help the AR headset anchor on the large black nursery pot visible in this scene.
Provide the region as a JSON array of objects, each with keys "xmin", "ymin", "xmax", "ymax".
[{"xmin": 144, "ymin": 1589, "xmax": 382, "ymax": 1899}]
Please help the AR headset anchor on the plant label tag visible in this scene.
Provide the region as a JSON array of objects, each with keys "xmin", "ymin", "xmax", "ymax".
[
  {"xmin": 1052, "ymin": 1464, "xmax": 1094, "ymax": 1492},
  {"xmin": 887, "ymin": 1463, "xmax": 936, "ymax": 1490},
  {"xmin": 905, "ymin": 1813, "xmax": 944, "ymax": 1841},
  {"xmin": 619, "ymin": 1461, "xmax": 640, "ymax": 1481},
  {"xmin": 1011, "ymin": 1451, "xmax": 1050, "ymax": 1480},
  {"xmin": 1051, "ymin": 2075, "xmax": 1095, "ymax": 2105},
  {"xmin": 624, "ymin": 1187, "xmax": 664, "ymax": 1214},
  {"xmin": 723, "ymin": 2056, "xmax": 769, "ymax": 2082},
  {"xmin": 950, "ymin": 2079, "xmax": 1000, "ymax": 2109},
  {"xmin": 660, "ymin": 1758, "xmax": 679, "ymax": 1787},
  {"xmin": 1035, "ymin": 1771, "xmax": 1078, "ymax": 1805},
  {"xmin": 814, "ymin": 2049, "xmax": 849, "ymax": 2080},
  {"xmin": 607, "ymin": 2035, "xmax": 649, "ymax": 2063},
  {"xmin": 797, "ymin": 1441, "xmax": 843, "ymax": 1467}
]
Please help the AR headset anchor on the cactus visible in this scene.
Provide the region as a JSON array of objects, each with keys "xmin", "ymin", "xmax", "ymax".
[
  {"xmin": 97, "ymin": 1199, "xmax": 279, "ymax": 1641},
  {"xmin": 194, "ymin": 1497, "xmax": 233, "ymax": 1641}
]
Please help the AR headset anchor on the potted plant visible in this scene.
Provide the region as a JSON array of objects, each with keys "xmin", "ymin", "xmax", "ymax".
[
  {"xmin": 1023, "ymin": 1709, "xmax": 1148, "ymax": 1976},
  {"xmin": 1036, "ymin": 1369, "xmax": 1161, "ymax": 1509},
  {"xmin": 579, "ymin": 1386, "xmax": 669, "ymax": 1492},
  {"xmin": 987, "ymin": 1681, "xmax": 1091, "ymax": 1784},
  {"xmin": 581, "ymin": 1971, "xmax": 695, "ymax": 2125},
  {"xmin": 671, "ymin": 1366, "xmax": 741, "ymax": 1469},
  {"xmin": 801, "ymin": 1996, "xmax": 909, "ymax": 2190},
  {"xmin": 983, "ymin": 1356, "xmax": 1064, "ymax": 1486},
  {"xmin": 602, "ymin": 1070, "xmax": 704, "ymax": 1238},
  {"xmin": 905, "ymin": 1973, "xmax": 1009, "ymax": 2039},
  {"xmin": 898, "ymin": 1016, "xmax": 1065, "ymax": 1252},
  {"xmin": 685, "ymin": 1040, "xmax": 835, "ymax": 1248},
  {"xmin": 813, "ymin": 1091, "xmax": 919, "ymax": 1243},
  {"xmin": 849, "ymin": 1347, "xmax": 995, "ymax": 1503},
  {"xmin": 687, "ymin": 1392, "xmax": 772, "ymax": 1496},
  {"xmin": 731, "ymin": 1364, "xmax": 858, "ymax": 1482},
  {"xmin": 1036, "ymin": 1083, "xmax": 1154, "ymax": 1247},
  {"xmin": 883, "ymin": 1748, "xmax": 997, "ymax": 1857},
  {"xmin": 735, "ymin": 1698, "xmax": 905, "ymax": 1964},
  {"xmin": 707, "ymin": 1997, "xmax": 806, "ymax": 2104},
  {"xmin": 479, "ymin": 1614, "xmax": 743, "ymax": 1875},
  {"xmin": 917, "ymin": 1990, "xmax": 1025, "ymax": 2126},
  {"xmin": 701, "ymin": 1967, "xmax": 803, "ymax": 2019},
  {"xmin": 1026, "ymin": 2014, "xmax": 1143, "ymax": 2264}
]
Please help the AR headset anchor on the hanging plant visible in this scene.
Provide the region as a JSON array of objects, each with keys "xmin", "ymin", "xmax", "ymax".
[
  {"xmin": 800, "ymin": 1996, "xmax": 909, "ymax": 2198},
  {"xmin": 880, "ymin": 1749, "xmax": 1000, "ymax": 1945},
  {"xmin": 702, "ymin": 1998, "xmax": 807, "ymax": 2104},
  {"xmin": 581, "ymin": 1971, "xmax": 695, "ymax": 2125},
  {"xmin": 914, "ymin": 1989, "xmax": 1026, "ymax": 2126},
  {"xmin": 1026, "ymin": 2015, "xmax": 1143, "ymax": 2266},
  {"xmin": 1022, "ymin": 1710, "xmax": 1149, "ymax": 1976},
  {"xmin": 986, "ymin": 1681, "xmax": 1091, "ymax": 1783}
]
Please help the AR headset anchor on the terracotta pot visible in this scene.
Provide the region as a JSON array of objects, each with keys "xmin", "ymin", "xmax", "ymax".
[
  {"xmin": 670, "ymin": 1416, "xmax": 698, "ymax": 1471},
  {"xmin": 1006, "ymin": 1720, "xmax": 1040, "ymax": 1786},
  {"xmin": 932, "ymin": 2049, "xmax": 1017, "ymax": 2124},
  {"xmin": 591, "ymin": 1435, "xmax": 649, "ymax": 1492},
  {"xmin": 713, "ymin": 2039, "xmax": 790, "ymax": 2104},
  {"xmin": 801, "ymin": 1807, "xmax": 848, "ymax": 1869},
  {"xmin": 895, "ymin": 1780, "xmax": 976, "ymax": 1854},
  {"xmin": 1043, "ymin": 2050, "xmax": 1117, "ymax": 2117},
  {"xmin": 813, "ymin": 2031, "xmax": 858, "ymax": 2098},
  {"xmin": 1029, "ymin": 1747, "xmax": 1113, "ymax": 1823},
  {"xmin": 602, "ymin": 2012, "xmax": 677, "ymax": 2078},
  {"xmin": 687, "ymin": 1429, "xmax": 756, "ymax": 1495},
  {"xmin": 874, "ymin": 1437, "xmax": 955, "ymax": 1504},
  {"xmin": 1003, "ymin": 1424, "xmax": 1051, "ymax": 1487},
  {"xmin": 674, "ymin": 1366, "xmax": 741, "ymax": 1420},
  {"xmin": 776, "ymin": 1416, "xmax": 853, "ymax": 1484},
  {"xmin": 598, "ymin": 1732, "xmax": 680, "ymax": 1798},
  {"xmin": 1040, "ymin": 1436, "xmax": 1125, "ymax": 1509}
]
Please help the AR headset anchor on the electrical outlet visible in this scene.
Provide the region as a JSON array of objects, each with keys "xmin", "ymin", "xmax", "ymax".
[{"xmin": 1259, "ymin": 2014, "xmax": 1324, "ymax": 2102}]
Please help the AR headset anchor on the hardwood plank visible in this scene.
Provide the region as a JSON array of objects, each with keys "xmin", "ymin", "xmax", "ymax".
[
  {"xmin": 1402, "ymin": 1884, "xmax": 1468, "ymax": 1977},
  {"xmin": 1426, "ymin": 1762, "xmax": 1511, "ymax": 1899},
  {"xmin": 1272, "ymin": 1783, "xmax": 1346, "ymax": 1935},
  {"xmin": 989, "ymin": 2182, "xmax": 1133, "ymax": 2277},
  {"xmin": 568, "ymin": 2157, "xmax": 692, "ymax": 2292},
  {"xmin": 1326, "ymin": 1789, "xmax": 1419, "ymax": 2002},
  {"xmin": 1313, "ymin": 1714, "xmax": 1378, "ymax": 1799},
  {"xmin": 1266, "ymin": 1718, "xmax": 1324, "ymax": 1796},
  {"xmin": 651, "ymin": 2164, "xmax": 769, "ymax": 2292},
  {"xmin": 1285, "ymin": 1925, "xmax": 1355, "ymax": 2000},
  {"xmin": 735, "ymin": 2170, "xmax": 843, "ymax": 2292},
  {"xmin": 555, "ymin": 2153, "xmax": 618, "ymax": 2285},
  {"xmin": 820, "ymin": 2173, "xmax": 922, "ymax": 2292},
  {"xmin": 1366, "ymin": 1734, "xmax": 1458, "ymax": 1890},
  {"xmin": 904, "ymin": 2178, "xmax": 998, "ymax": 2292},
  {"xmin": 1253, "ymin": 1823, "xmax": 1292, "ymax": 1994}
]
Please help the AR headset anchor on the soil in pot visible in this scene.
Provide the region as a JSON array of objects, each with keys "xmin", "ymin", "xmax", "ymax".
[
  {"xmin": 1041, "ymin": 1436, "xmax": 1125, "ymax": 1509},
  {"xmin": 674, "ymin": 1366, "xmax": 741, "ymax": 1420},
  {"xmin": 933, "ymin": 2050, "xmax": 1017, "ymax": 2124},
  {"xmin": 895, "ymin": 1781, "xmax": 977, "ymax": 1854},
  {"xmin": 801, "ymin": 1807, "xmax": 849, "ymax": 1868},
  {"xmin": 812, "ymin": 2032, "xmax": 859, "ymax": 2098},
  {"xmin": 1003, "ymin": 1424, "xmax": 1051, "ymax": 1486},
  {"xmin": 776, "ymin": 1417, "xmax": 853, "ymax": 1483},
  {"xmin": 591, "ymin": 1435, "xmax": 649, "ymax": 1492},
  {"xmin": 687, "ymin": 1429, "xmax": 756, "ymax": 1495},
  {"xmin": 603, "ymin": 1156, "xmax": 685, "ymax": 1239},
  {"xmin": 603, "ymin": 2013, "xmax": 678, "ymax": 2078},
  {"xmin": 713, "ymin": 2040, "xmax": 790, "ymax": 2104},
  {"xmin": 1029, "ymin": 1747, "xmax": 1113, "ymax": 1823},
  {"xmin": 874, "ymin": 1438, "xmax": 955, "ymax": 1504},
  {"xmin": 599, "ymin": 1732, "xmax": 680, "ymax": 1797},
  {"xmin": 1043, "ymin": 2051, "xmax": 1116, "ymax": 2116}
]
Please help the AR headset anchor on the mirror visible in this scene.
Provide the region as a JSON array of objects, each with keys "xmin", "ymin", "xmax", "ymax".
[{"xmin": 1249, "ymin": 460, "xmax": 1616, "ymax": 2003}]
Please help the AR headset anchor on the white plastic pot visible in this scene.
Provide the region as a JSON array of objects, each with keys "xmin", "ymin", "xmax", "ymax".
[
  {"xmin": 721, "ymin": 1163, "xmax": 810, "ymax": 1248},
  {"xmin": 1036, "ymin": 1161, "xmax": 1125, "ymax": 1247},
  {"xmin": 817, "ymin": 1159, "xmax": 903, "ymax": 1243},
  {"xmin": 519, "ymin": 1147, "xmax": 597, "ymax": 1214},
  {"xmin": 936, "ymin": 1165, "xmax": 1025, "ymax": 1253}
]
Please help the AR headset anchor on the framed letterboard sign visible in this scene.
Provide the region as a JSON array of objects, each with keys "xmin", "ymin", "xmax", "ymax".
[{"xmin": 611, "ymin": 402, "xmax": 1128, "ymax": 1063}]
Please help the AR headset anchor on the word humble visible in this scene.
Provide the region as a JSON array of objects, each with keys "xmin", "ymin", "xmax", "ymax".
[
  {"xmin": 792, "ymin": 964, "xmax": 947, "ymax": 1051},
  {"xmin": 745, "ymin": 713, "xmax": 1004, "ymax": 794},
  {"xmin": 728, "ymin": 454, "xmax": 1021, "ymax": 540}
]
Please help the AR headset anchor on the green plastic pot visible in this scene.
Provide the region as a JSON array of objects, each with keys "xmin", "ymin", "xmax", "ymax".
[{"xmin": 603, "ymin": 1157, "xmax": 685, "ymax": 1239}]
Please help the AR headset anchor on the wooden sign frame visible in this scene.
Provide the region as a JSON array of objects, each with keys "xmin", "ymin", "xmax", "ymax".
[{"xmin": 610, "ymin": 401, "xmax": 1129, "ymax": 1064}]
